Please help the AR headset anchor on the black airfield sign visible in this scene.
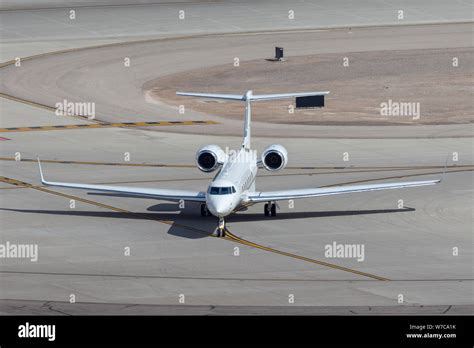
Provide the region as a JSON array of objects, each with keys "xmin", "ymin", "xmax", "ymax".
[{"xmin": 295, "ymin": 95, "xmax": 325, "ymax": 108}]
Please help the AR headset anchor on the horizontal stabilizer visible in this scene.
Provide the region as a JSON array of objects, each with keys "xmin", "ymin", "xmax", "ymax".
[
  {"xmin": 176, "ymin": 92, "xmax": 244, "ymax": 100},
  {"xmin": 177, "ymin": 90, "xmax": 330, "ymax": 102},
  {"xmin": 248, "ymin": 91, "xmax": 329, "ymax": 101}
]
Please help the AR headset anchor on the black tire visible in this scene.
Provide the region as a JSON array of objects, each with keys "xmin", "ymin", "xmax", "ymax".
[
  {"xmin": 264, "ymin": 204, "xmax": 269, "ymax": 216},
  {"xmin": 271, "ymin": 203, "xmax": 276, "ymax": 216},
  {"xmin": 200, "ymin": 204, "xmax": 206, "ymax": 217}
]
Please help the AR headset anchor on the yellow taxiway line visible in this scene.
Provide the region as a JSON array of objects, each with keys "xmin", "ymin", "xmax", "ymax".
[
  {"xmin": 223, "ymin": 228, "xmax": 389, "ymax": 281},
  {"xmin": 0, "ymin": 120, "xmax": 219, "ymax": 133}
]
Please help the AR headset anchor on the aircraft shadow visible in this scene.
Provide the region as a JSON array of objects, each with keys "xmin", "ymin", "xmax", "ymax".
[
  {"xmin": 1, "ymin": 205, "xmax": 415, "ymax": 239},
  {"xmin": 228, "ymin": 207, "xmax": 415, "ymax": 222}
]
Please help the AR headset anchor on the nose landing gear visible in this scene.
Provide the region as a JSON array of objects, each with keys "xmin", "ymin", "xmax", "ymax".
[
  {"xmin": 201, "ymin": 203, "xmax": 226, "ymax": 237},
  {"xmin": 215, "ymin": 217, "xmax": 226, "ymax": 237},
  {"xmin": 264, "ymin": 202, "xmax": 277, "ymax": 217}
]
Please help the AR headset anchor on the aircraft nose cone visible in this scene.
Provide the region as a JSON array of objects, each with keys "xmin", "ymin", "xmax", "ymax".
[
  {"xmin": 207, "ymin": 196, "xmax": 233, "ymax": 217},
  {"xmin": 209, "ymin": 201, "xmax": 231, "ymax": 216},
  {"xmin": 214, "ymin": 206, "xmax": 227, "ymax": 215}
]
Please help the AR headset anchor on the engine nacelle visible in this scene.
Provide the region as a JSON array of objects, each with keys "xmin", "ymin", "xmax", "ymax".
[
  {"xmin": 261, "ymin": 144, "xmax": 288, "ymax": 171},
  {"xmin": 195, "ymin": 144, "xmax": 226, "ymax": 172}
]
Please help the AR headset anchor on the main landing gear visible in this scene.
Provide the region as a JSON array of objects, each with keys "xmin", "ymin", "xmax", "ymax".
[
  {"xmin": 200, "ymin": 203, "xmax": 211, "ymax": 217},
  {"xmin": 264, "ymin": 202, "xmax": 277, "ymax": 217}
]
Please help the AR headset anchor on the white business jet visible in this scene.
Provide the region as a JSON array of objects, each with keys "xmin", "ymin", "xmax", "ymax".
[{"xmin": 38, "ymin": 90, "xmax": 440, "ymax": 236}]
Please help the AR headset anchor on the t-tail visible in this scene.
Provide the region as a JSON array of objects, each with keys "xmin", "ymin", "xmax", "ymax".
[{"xmin": 176, "ymin": 90, "xmax": 330, "ymax": 149}]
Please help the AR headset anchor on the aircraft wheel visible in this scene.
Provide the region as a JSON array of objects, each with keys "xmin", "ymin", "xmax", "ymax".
[
  {"xmin": 217, "ymin": 217, "xmax": 226, "ymax": 237},
  {"xmin": 264, "ymin": 204, "xmax": 270, "ymax": 216},
  {"xmin": 216, "ymin": 227, "xmax": 226, "ymax": 237},
  {"xmin": 271, "ymin": 203, "xmax": 276, "ymax": 217},
  {"xmin": 200, "ymin": 204, "xmax": 207, "ymax": 217}
]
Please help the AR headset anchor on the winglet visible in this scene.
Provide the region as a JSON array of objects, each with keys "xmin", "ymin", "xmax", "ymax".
[
  {"xmin": 440, "ymin": 155, "xmax": 449, "ymax": 183},
  {"xmin": 37, "ymin": 157, "xmax": 45, "ymax": 183}
]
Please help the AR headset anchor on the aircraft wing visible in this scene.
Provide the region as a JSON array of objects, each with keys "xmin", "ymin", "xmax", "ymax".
[
  {"xmin": 248, "ymin": 91, "xmax": 330, "ymax": 101},
  {"xmin": 37, "ymin": 159, "xmax": 206, "ymax": 202},
  {"xmin": 176, "ymin": 92, "xmax": 244, "ymax": 100},
  {"xmin": 247, "ymin": 179, "xmax": 440, "ymax": 202}
]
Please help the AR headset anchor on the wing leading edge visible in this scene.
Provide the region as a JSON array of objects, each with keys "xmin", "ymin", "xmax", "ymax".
[
  {"xmin": 247, "ymin": 179, "xmax": 440, "ymax": 202},
  {"xmin": 37, "ymin": 159, "xmax": 206, "ymax": 202}
]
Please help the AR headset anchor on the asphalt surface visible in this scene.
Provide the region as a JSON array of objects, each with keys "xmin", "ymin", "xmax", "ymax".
[{"xmin": 0, "ymin": 0, "xmax": 472, "ymax": 314}]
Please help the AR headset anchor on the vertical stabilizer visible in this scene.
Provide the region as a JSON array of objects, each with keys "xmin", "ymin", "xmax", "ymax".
[
  {"xmin": 242, "ymin": 90, "xmax": 252, "ymax": 150},
  {"xmin": 176, "ymin": 90, "xmax": 330, "ymax": 151}
]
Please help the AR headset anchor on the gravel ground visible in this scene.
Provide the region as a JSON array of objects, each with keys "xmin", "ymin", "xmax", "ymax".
[{"xmin": 148, "ymin": 47, "xmax": 474, "ymax": 125}]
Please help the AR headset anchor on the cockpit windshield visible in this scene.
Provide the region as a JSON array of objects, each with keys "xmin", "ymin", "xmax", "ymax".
[{"xmin": 209, "ymin": 186, "xmax": 236, "ymax": 195}]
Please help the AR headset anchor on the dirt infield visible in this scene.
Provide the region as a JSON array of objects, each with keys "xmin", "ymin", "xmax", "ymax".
[{"xmin": 146, "ymin": 47, "xmax": 473, "ymax": 126}]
